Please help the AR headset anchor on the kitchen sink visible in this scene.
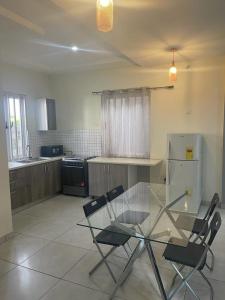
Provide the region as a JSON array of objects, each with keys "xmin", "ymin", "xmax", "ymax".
[{"xmin": 16, "ymin": 157, "xmax": 47, "ymax": 163}]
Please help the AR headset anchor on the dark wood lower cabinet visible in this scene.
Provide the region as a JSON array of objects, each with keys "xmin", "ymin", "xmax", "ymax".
[
  {"xmin": 88, "ymin": 163, "xmax": 128, "ymax": 197},
  {"xmin": 9, "ymin": 168, "xmax": 32, "ymax": 209},
  {"xmin": 44, "ymin": 161, "xmax": 62, "ymax": 196},
  {"xmin": 31, "ymin": 164, "xmax": 46, "ymax": 202},
  {"xmin": 9, "ymin": 160, "xmax": 62, "ymax": 210}
]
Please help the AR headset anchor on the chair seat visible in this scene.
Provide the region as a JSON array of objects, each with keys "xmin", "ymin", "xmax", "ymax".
[
  {"xmin": 176, "ymin": 216, "xmax": 208, "ymax": 236},
  {"xmin": 95, "ymin": 225, "xmax": 130, "ymax": 247},
  {"xmin": 116, "ymin": 210, "xmax": 149, "ymax": 225},
  {"xmin": 163, "ymin": 239, "xmax": 206, "ymax": 270}
]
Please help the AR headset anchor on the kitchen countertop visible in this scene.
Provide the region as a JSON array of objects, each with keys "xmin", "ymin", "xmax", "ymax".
[
  {"xmin": 8, "ymin": 156, "xmax": 64, "ymax": 171},
  {"xmin": 87, "ymin": 156, "xmax": 162, "ymax": 167}
]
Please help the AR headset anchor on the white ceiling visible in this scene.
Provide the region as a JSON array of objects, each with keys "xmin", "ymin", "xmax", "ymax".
[{"xmin": 0, "ymin": 0, "xmax": 225, "ymax": 73}]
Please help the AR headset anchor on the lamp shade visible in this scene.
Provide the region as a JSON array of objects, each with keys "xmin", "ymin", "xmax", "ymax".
[
  {"xmin": 169, "ymin": 64, "xmax": 177, "ymax": 82},
  {"xmin": 96, "ymin": 0, "xmax": 113, "ymax": 32}
]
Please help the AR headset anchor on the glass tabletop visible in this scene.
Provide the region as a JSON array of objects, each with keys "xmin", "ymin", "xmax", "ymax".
[{"xmin": 77, "ymin": 182, "xmax": 197, "ymax": 247}]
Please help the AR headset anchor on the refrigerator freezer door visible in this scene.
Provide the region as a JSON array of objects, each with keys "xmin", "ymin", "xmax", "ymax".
[
  {"xmin": 166, "ymin": 160, "xmax": 202, "ymax": 213},
  {"xmin": 167, "ymin": 134, "xmax": 202, "ymax": 161}
]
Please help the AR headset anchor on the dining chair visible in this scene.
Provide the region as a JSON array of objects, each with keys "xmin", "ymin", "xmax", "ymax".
[
  {"xmin": 107, "ymin": 185, "xmax": 149, "ymax": 226},
  {"xmin": 175, "ymin": 193, "xmax": 219, "ymax": 270},
  {"xmin": 83, "ymin": 195, "xmax": 131, "ymax": 282},
  {"xmin": 163, "ymin": 211, "xmax": 222, "ymax": 300}
]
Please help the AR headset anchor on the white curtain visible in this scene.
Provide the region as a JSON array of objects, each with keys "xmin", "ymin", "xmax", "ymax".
[{"xmin": 101, "ymin": 89, "xmax": 150, "ymax": 158}]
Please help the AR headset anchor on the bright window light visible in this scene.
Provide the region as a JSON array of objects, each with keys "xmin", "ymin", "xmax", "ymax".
[{"xmin": 3, "ymin": 94, "xmax": 28, "ymax": 160}]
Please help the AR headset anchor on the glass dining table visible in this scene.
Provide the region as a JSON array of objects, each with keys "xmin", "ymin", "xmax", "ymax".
[{"xmin": 77, "ymin": 182, "xmax": 197, "ymax": 300}]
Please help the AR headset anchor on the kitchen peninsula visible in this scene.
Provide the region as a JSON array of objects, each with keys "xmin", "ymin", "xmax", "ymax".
[{"xmin": 87, "ymin": 156, "xmax": 162, "ymax": 197}]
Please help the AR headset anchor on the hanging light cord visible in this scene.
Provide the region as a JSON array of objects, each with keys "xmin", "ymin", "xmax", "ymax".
[{"xmin": 172, "ymin": 49, "xmax": 175, "ymax": 65}]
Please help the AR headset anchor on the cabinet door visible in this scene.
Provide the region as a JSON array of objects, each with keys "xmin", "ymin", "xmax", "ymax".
[
  {"xmin": 31, "ymin": 164, "xmax": 46, "ymax": 202},
  {"xmin": 88, "ymin": 163, "xmax": 128, "ymax": 197},
  {"xmin": 47, "ymin": 99, "xmax": 57, "ymax": 130},
  {"xmin": 54, "ymin": 160, "xmax": 62, "ymax": 193},
  {"xmin": 45, "ymin": 161, "xmax": 62, "ymax": 196},
  {"xmin": 9, "ymin": 168, "xmax": 31, "ymax": 209},
  {"xmin": 88, "ymin": 163, "xmax": 108, "ymax": 197},
  {"xmin": 44, "ymin": 162, "xmax": 54, "ymax": 196},
  {"xmin": 108, "ymin": 164, "xmax": 128, "ymax": 191}
]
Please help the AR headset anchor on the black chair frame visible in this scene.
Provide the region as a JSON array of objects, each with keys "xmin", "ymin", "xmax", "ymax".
[
  {"xmin": 164, "ymin": 211, "xmax": 222, "ymax": 300},
  {"xmin": 83, "ymin": 195, "xmax": 131, "ymax": 283}
]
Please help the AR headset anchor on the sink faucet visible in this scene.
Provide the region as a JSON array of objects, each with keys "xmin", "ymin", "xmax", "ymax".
[{"xmin": 26, "ymin": 145, "xmax": 32, "ymax": 159}]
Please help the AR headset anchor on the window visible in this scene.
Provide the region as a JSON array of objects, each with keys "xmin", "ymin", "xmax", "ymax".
[
  {"xmin": 101, "ymin": 89, "xmax": 150, "ymax": 158},
  {"xmin": 3, "ymin": 94, "xmax": 28, "ymax": 161}
]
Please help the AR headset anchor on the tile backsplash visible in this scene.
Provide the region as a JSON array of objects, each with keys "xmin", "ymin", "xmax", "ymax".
[{"xmin": 28, "ymin": 129, "xmax": 102, "ymax": 158}]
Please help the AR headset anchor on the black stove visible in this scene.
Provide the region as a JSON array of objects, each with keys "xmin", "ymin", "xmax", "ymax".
[
  {"xmin": 62, "ymin": 155, "xmax": 95, "ymax": 197},
  {"xmin": 63, "ymin": 155, "xmax": 92, "ymax": 161}
]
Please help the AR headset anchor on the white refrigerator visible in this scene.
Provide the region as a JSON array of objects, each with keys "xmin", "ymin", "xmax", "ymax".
[{"xmin": 166, "ymin": 133, "xmax": 203, "ymax": 213}]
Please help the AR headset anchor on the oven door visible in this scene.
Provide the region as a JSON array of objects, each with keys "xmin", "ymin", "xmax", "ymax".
[
  {"xmin": 62, "ymin": 162, "xmax": 88, "ymax": 196},
  {"xmin": 62, "ymin": 164, "xmax": 85, "ymax": 187}
]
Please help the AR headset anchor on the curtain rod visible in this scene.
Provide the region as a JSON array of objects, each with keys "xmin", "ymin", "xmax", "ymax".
[{"xmin": 92, "ymin": 85, "xmax": 174, "ymax": 95}]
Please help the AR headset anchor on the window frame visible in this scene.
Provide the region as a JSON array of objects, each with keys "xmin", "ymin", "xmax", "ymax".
[{"xmin": 3, "ymin": 93, "xmax": 28, "ymax": 161}]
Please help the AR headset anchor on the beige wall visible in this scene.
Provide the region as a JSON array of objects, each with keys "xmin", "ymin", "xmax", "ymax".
[
  {"xmin": 0, "ymin": 62, "xmax": 52, "ymax": 132},
  {"xmin": 50, "ymin": 57, "xmax": 225, "ymax": 202},
  {"xmin": 0, "ymin": 99, "xmax": 12, "ymax": 238},
  {"xmin": 0, "ymin": 57, "xmax": 223, "ymax": 238},
  {"xmin": 0, "ymin": 62, "xmax": 52, "ymax": 238}
]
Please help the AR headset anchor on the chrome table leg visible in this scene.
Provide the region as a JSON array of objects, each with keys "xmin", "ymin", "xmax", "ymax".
[{"xmin": 145, "ymin": 241, "xmax": 168, "ymax": 300}]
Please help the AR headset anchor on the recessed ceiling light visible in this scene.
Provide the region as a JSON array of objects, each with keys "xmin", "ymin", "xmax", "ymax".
[{"xmin": 71, "ymin": 45, "xmax": 78, "ymax": 52}]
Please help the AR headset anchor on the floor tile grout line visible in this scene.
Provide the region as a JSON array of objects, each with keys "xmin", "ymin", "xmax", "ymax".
[
  {"xmin": 6, "ymin": 262, "xmax": 122, "ymax": 299},
  {"xmin": 61, "ymin": 247, "xmax": 92, "ymax": 279},
  {"xmin": 8, "ymin": 223, "xmax": 80, "ymax": 265},
  {"xmin": 16, "ymin": 229, "xmax": 96, "ymax": 253},
  {"xmin": 50, "ymin": 223, "xmax": 80, "ymax": 244},
  {"xmin": 3, "ymin": 247, "xmax": 224, "ymax": 291},
  {"xmin": 1, "ymin": 232, "xmax": 225, "ymax": 285},
  {"xmin": 38, "ymin": 279, "xmax": 61, "ymax": 300},
  {"xmin": 13, "ymin": 215, "xmax": 77, "ymax": 232},
  {"xmin": 10, "ymin": 201, "xmax": 225, "ymax": 299},
  {"xmin": 0, "ymin": 263, "xmax": 17, "ymax": 280},
  {"xmin": 18, "ymin": 222, "xmax": 76, "ymax": 242},
  {"xmin": 0, "ymin": 260, "xmax": 178, "ymax": 300},
  {"xmin": 37, "ymin": 273, "xmax": 124, "ymax": 300},
  {"xmin": 0, "ymin": 232, "xmax": 53, "ymax": 265}
]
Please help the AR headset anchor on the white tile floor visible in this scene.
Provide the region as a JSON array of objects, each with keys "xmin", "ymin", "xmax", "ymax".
[{"xmin": 0, "ymin": 194, "xmax": 224, "ymax": 300}]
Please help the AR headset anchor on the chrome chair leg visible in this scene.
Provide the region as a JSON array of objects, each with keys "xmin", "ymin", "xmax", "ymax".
[
  {"xmin": 127, "ymin": 241, "xmax": 133, "ymax": 252},
  {"xmin": 208, "ymin": 247, "xmax": 215, "ymax": 271},
  {"xmin": 169, "ymin": 263, "xmax": 200, "ymax": 300},
  {"xmin": 198, "ymin": 236, "xmax": 214, "ymax": 271},
  {"xmin": 199, "ymin": 270, "xmax": 214, "ymax": 300},
  {"xmin": 89, "ymin": 246, "xmax": 116, "ymax": 276},
  {"xmin": 123, "ymin": 245, "xmax": 130, "ymax": 257},
  {"xmin": 171, "ymin": 265, "xmax": 185, "ymax": 287},
  {"xmin": 92, "ymin": 242, "xmax": 117, "ymax": 283}
]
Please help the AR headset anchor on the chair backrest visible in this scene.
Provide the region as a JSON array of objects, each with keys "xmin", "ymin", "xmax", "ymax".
[
  {"xmin": 107, "ymin": 185, "xmax": 124, "ymax": 202},
  {"xmin": 204, "ymin": 193, "xmax": 219, "ymax": 221},
  {"xmin": 83, "ymin": 195, "xmax": 107, "ymax": 218},
  {"xmin": 202, "ymin": 211, "xmax": 222, "ymax": 246}
]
